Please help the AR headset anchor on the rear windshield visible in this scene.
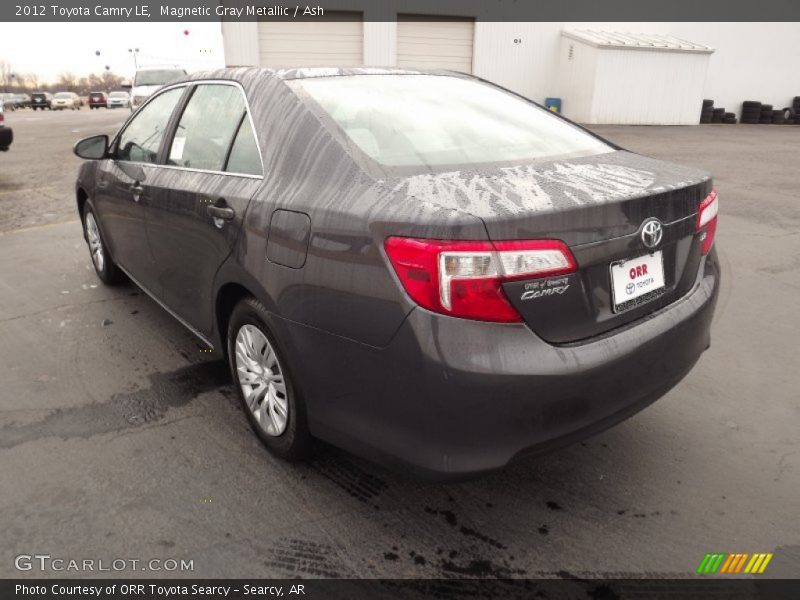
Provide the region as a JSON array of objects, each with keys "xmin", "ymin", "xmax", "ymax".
[
  {"xmin": 135, "ymin": 69, "xmax": 185, "ymax": 86},
  {"xmin": 32, "ymin": 93, "xmax": 46, "ymax": 99},
  {"xmin": 293, "ymin": 75, "xmax": 612, "ymax": 169},
  {"xmin": 109, "ymin": 92, "xmax": 127, "ymax": 98},
  {"xmin": 54, "ymin": 93, "xmax": 71, "ymax": 99}
]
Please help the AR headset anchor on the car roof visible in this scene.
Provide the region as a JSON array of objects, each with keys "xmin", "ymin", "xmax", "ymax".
[{"xmin": 177, "ymin": 66, "xmax": 472, "ymax": 84}]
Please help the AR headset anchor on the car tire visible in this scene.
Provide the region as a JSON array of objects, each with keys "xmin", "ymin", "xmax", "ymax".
[
  {"xmin": 227, "ymin": 297, "xmax": 313, "ymax": 462},
  {"xmin": 82, "ymin": 204, "xmax": 125, "ymax": 285}
]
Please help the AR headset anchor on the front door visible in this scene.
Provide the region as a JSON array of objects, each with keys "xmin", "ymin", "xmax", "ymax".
[{"xmin": 96, "ymin": 86, "xmax": 186, "ymax": 290}]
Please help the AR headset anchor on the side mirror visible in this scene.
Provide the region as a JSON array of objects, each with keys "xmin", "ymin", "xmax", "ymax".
[{"xmin": 73, "ymin": 134, "xmax": 109, "ymax": 160}]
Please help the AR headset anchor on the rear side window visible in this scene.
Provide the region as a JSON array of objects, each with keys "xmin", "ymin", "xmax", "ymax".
[
  {"xmin": 168, "ymin": 84, "xmax": 246, "ymax": 172},
  {"xmin": 116, "ymin": 87, "xmax": 184, "ymax": 163},
  {"xmin": 225, "ymin": 118, "xmax": 262, "ymax": 176}
]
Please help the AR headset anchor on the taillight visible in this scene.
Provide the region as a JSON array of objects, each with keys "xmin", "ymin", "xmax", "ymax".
[
  {"xmin": 696, "ymin": 188, "xmax": 718, "ymax": 255},
  {"xmin": 384, "ymin": 237, "xmax": 576, "ymax": 322},
  {"xmin": 0, "ymin": 112, "xmax": 4, "ymax": 123}
]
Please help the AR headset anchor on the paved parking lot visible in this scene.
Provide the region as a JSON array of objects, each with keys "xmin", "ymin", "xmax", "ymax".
[{"xmin": 1, "ymin": 110, "xmax": 798, "ymax": 579}]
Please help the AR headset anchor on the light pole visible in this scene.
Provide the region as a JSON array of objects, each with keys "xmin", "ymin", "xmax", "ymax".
[{"xmin": 128, "ymin": 48, "xmax": 140, "ymax": 70}]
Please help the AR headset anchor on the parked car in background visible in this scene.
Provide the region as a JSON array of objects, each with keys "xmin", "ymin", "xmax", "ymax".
[
  {"xmin": 31, "ymin": 92, "xmax": 53, "ymax": 110},
  {"xmin": 15, "ymin": 93, "xmax": 31, "ymax": 108},
  {"xmin": 0, "ymin": 100, "xmax": 12, "ymax": 152},
  {"xmin": 88, "ymin": 91, "xmax": 108, "ymax": 109},
  {"xmin": 0, "ymin": 93, "xmax": 20, "ymax": 110},
  {"xmin": 52, "ymin": 92, "xmax": 82, "ymax": 110},
  {"xmin": 107, "ymin": 91, "xmax": 130, "ymax": 109},
  {"xmin": 128, "ymin": 66, "xmax": 187, "ymax": 110},
  {"xmin": 72, "ymin": 68, "xmax": 721, "ymax": 478}
]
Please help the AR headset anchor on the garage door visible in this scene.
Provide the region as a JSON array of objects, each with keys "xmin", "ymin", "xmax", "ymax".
[
  {"xmin": 397, "ymin": 16, "xmax": 474, "ymax": 73},
  {"xmin": 257, "ymin": 13, "xmax": 363, "ymax": 67}
]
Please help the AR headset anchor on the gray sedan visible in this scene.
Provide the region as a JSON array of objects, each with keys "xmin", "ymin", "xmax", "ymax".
[{"xmin": 72, "ymin": 67, "xmax": 720, "ymax": 478}]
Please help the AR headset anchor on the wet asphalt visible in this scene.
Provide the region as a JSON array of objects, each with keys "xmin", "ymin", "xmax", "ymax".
[{"xmin": 0, "ymin": 109, "xmax": 798, "ymax": 579}]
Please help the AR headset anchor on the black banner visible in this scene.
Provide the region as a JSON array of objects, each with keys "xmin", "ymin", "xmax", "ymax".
[
  {"xmin": 4, "ymin": 578, "xmax": 800, "ymax": 600},
  {"xmin": 5, "ymin": 0, "xmax": 800, "ymax": 22}
]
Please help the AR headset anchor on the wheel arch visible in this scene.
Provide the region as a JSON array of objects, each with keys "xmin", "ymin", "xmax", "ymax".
[
  {"xmin": 76, "ymin": 186, "xmax": 88, "ymax": 216},
  {"xmin": 76, "ymin": 187, "xmax": 89, "ymax": 240},
  {"xmin": 215, "ymin": 282, "xmax": 255, "ymax": 358}
]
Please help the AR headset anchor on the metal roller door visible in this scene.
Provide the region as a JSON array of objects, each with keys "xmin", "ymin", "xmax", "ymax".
[
  {"xmin": 397, "ymin": 16, "xmax": 475, "ymax": 73},
  {"xmin": 257, "ymin": 13, "xmax": 363, "ymax": 67}
]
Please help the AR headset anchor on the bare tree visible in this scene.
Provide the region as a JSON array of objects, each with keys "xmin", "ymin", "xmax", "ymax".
[
  {"xmin": 0, "ymin": 60, "xmax": 14, "ymax": 92},
  {"xmin": 101, "ymin": 71, "xmax": 124, "ymax": 91},
  {"xmin": 56, "ymin": 71, "xmax": 78, "ymax": 92},
  {"xmin": 25, "ymin": 72, "xmax": 41, "ymax": 92}
]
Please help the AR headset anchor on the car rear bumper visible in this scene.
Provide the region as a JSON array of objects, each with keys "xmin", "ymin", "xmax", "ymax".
[
  {"xmin": 279, "ymin": 248, "xmax": 720, "ymax": 479},
  {"xmin": 0, "ymin": 126, "xmax": 12, "ymax": 150}
]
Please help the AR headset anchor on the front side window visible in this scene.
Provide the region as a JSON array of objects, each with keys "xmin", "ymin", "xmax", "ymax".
[
  {"xmin": 116, "ymin": 87, "xmax": 184, "ymax": 164},
  {"xmin": 294, "ymin": 75, "xmax": 613, "ymax": 169},
  {"xmin": 167, "ymin": 84, "xmax": 247, "ymax": 172}
]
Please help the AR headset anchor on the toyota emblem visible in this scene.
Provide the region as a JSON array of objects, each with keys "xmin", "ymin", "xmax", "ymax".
[{"xmin": 640, "ymin": 218, "xmax": 663, "ymax": 249}]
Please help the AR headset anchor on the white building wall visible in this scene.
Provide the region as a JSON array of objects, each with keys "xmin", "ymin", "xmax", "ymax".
[
  {"xmin": 221, "ymin": 21, "xmax": 259, "ymax": 66},
  {"xmin": 363, "ymin": 22, "xmax": 396, "ymax": 65},
  {"xmin": 589, "ymin": 48, "xmax": 710, "ymax": 124},
  {"xmin": 669, "ymin": 22, "xmax": 800, "ymax": 112},
  {"xmin": 222, "ymin": 20, "xmax": 800, "ymax": 122}
]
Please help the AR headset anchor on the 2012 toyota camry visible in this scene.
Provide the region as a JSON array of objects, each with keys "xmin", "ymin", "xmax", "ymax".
[{"xmin": 73, "ymin": 67, "xmax": 720, "ymax": 478}]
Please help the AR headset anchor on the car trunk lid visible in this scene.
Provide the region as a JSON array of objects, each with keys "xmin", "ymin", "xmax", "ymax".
[{"xmin": 391, "ymin": 150, "xmax": 712, "ymax": 343}]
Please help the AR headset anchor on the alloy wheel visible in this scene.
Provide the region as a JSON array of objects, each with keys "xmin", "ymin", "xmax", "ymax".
[
  {"xmin": 85, "ymin": 212, "xmax": 105, "ymax": 273},
  {"xmin": 235, "ymin": 324, "xmax": 289, "ymax": 436}
]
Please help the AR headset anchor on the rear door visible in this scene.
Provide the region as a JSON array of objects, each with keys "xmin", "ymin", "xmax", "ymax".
[
  {"xmin": 144, "ymin": 82, "xmax": 264, "ymax": 338},
  {"xmin": 93, "ymin": 85, "xmax": 186, "ymax": 292}
]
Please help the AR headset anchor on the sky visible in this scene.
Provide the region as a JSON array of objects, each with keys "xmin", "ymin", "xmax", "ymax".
[{"xmin": 0, "ymin": 22, "xmax": 225, "ymax": 83}]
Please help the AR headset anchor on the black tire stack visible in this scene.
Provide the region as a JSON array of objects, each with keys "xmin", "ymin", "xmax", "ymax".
[
  {"xmin": 699, "ymin": 100, "xmax": 737, "ymax": 124},
  {"xmin": 759, "ymin": 104, "xmax": 774, "ymax": 124},
  {"xmin": 700, "ymin": 99, "xmax": 714, "ymax": 124},
  {"xmin": 741, "ymin": 101, "xmax": 761, "ymax": 124},
  {"xmin": 772, "ymin": 109, "xmax": 786, "ymax": 125},
  {"xmin": 793, "ymin": 97, "xmax": 800, "ymax": 124}
]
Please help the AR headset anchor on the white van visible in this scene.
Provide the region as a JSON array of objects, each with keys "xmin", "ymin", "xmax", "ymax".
[{"xmin": 128, "ymin": 66, "xmax": 187, "ymax": 111}]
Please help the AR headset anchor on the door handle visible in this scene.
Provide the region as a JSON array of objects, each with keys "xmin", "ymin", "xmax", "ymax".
[
  {"xmin": 130, "ymin": 183, "xmax": 144, "ymax": 202},
  {"xmin": 206, "ymin": 205, "xmax": 235, "ymax": 221}
]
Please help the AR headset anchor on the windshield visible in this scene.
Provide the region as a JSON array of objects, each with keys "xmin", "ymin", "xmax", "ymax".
[
  {"xmin": 295, "ymin": 75, "xmax": 612, "ymax": 169},
  {"xmin": 135, "ymin": 69, "xmax": 185, "ymax": 87},
  {"xmin": 54, "ymin": 93, "xmax": 71, "ymax": 99}
]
